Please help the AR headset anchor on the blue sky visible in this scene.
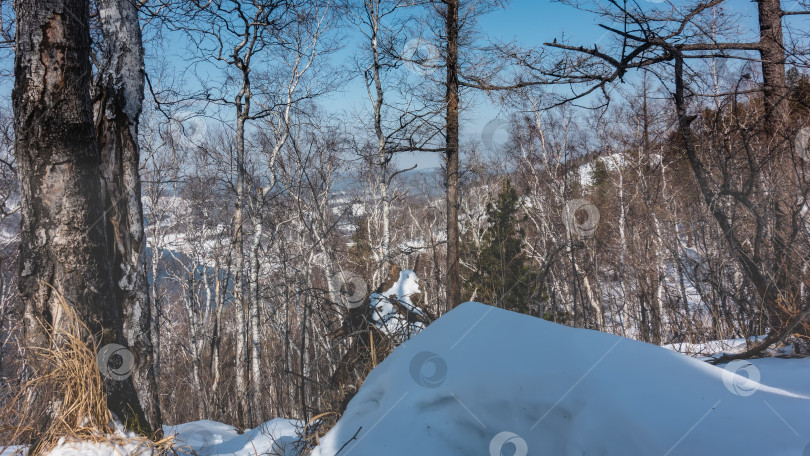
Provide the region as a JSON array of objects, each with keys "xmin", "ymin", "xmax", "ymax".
[
  {"xmin": 322, "ymin": 0, "xmax": 611, "ymax": 169},
  {"xmin": 3, "ymin": 0, "xmax": 807, "ymax": 171},
  {"xmin": 317, "ymin": 0, "xmax": 803, "ymax": 170}
]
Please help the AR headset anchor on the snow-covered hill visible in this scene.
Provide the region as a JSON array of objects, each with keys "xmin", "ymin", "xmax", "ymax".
[{"xmin": 312, "ymin": 302, "xmax": 810, "ymax": 456}]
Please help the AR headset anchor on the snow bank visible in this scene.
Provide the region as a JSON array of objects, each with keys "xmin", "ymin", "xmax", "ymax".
[
  {"xmin": 369, "ymin": 269, "xmax": 426, "ymax": 339},
  {"xmin": 665, "ymin": 335, "xmax": 800, "ymax": 359},
  {"xmin": 47, "ymin": 437, "xmax": 152, "ymax": 456},
  {"xmin": 166, "ymin": 418, "xmax": 301, "ymax": 455},
  {"xmin": 3, "ymin": 421, "xmax": 162, "ymax": 456},
  {"xmin": 1, "ymin": 419, "xmax": 302, "ymax": 456},
  {"xmin": 313, "ymin": 302, "xmax": 810, "ymax": 456}
]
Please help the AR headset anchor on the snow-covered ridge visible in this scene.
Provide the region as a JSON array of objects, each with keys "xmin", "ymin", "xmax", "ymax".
[{"xmin": 313, "ymin": 302, "xmax": 810, "ymax": 456}]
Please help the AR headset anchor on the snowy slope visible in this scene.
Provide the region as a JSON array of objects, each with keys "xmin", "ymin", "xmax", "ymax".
[{"xmin": 312, "ymin": 302, "xmax": 810, "ymax": 456}]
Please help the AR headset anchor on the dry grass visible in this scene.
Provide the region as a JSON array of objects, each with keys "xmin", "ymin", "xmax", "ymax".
[
  {"xmin": 297, "ymin": 323, "xmax": 396, "ymax": 454},
  {"xmin": 1, "ymin": 288, "xmax": 175, "ymax": 455}
]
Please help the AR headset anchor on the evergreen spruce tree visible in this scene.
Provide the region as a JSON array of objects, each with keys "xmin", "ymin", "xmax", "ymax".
[
  {"xmin": 467, "ymin": 180, "xmax": 540, "ymax": 314},
  {"xmin": 348, "ymin": 215, "xmax": 375, "ymax": 280}
]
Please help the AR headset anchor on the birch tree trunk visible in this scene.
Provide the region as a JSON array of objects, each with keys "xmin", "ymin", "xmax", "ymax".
[
  {"xmin": 150, "ymin": 243, "xmax": 161, "ymax": 379},
  {"xmin": 369, "ymin": 7, "xmax": 390, "ymax": 276},
  {"xmin": 248, "ymin": 201, "xmax": 263, "ymax": 424},
  {"xmin": 233, "ymin": 110, "xmax": 248, "ymax": 428},
  {"xmin": 210, "ymin": 258, "xmax": 229, "ymax": 402},
  {"xmin": 95, "ymin": 0, "xmax": 161, "ymax": 433},
  {"xmin": 13, "ymin": 0, "xmax": 150, "ymax": 434},
  {"xmin": 184, "ymin": 269, "xmax": 206, "ymax": 420},
  {"xmin": 231, "ymin": 7, "xmax": 261, "ymax": 428}
]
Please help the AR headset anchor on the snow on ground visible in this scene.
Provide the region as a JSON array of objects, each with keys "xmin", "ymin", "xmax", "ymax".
[
  {"xmin": 165, "ymin": 418, "xmax": 301, "ymax": 455},
  {"xmin": 1, "ymin": 422, "xmax": 159, "ymax": 456},
  {"xmin": 370, "ymin": 269, "xmax": 427, "ymax": 339},
  {"xmin": 1, "ymin": 419, "xmax": 301, "ymax": 456},
  {"xmin": 312, "ymin": 302, "xmax": 810, "ymax": 456},
  {"xmin": 5, "ymin": 302, "xmax": 810, "ymax": 455},
  {"xmin": 666, "ymin": 335, "xmax": 771, "ymax": 358},
  {"xmin": 46, "ymin": 437, "xmax": 152, "ymax": 456}
]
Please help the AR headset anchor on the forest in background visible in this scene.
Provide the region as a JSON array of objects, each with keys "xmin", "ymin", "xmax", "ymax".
[{"xmin": 0, "ymin": 0, "xmax": 808, "ymax": 452}]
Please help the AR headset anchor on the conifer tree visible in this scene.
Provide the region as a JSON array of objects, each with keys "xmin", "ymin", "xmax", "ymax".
[{"xmin": 467, "ymin": 180, "xmax": 539, "ymax": 314}]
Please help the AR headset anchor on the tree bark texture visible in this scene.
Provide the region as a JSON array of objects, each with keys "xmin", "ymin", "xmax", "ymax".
[
  {"xmin": 13, "ymin": 0, "xmax": 150, "ymax": 433},
  {"xmin": 757, "ymin": 0, "xmax": 788, "ymax": 138},
  {"xmin": 95, "ymin": 0, "xmax": 162, "ymax": 433},
  {"xmin": 445, "ymin": 0, "xmax": 460, "ymax": 310}
]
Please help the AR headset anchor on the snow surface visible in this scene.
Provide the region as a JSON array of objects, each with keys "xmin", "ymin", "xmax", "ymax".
[
  {"xmin": 665, "ymin": 335, "xmax": 775, "ymax": 358},
  {"xmin": 369, "ymin": 269, "xmax": 427, "ymax": 339},
  {"xmin": 312, "ymin": 302, "xmax": 810, "ymax": 456},
  {"xmin": 2, "ymin": 422, "xmax": 158, "ymax": 456},
  {"xmin": 165, "ymin": 418, "xmax": 301, "ymax": 455},
  {"xmin": 0, "ymin": 419, "xmax": 301, "ymax": 456},
  {"xmin": 5, "ymin": 302, "xmax": 810, "ymax": 455}
]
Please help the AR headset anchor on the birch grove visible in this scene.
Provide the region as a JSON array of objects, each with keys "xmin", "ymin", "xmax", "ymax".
[{"xmin": 0, "ymin": 0, "xmax": 809, "ymax": 449}]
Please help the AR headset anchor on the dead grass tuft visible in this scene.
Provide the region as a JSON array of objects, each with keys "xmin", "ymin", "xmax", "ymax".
[{"xmin": 1, "ymin": 288, "xmax": 175, "ymax": 455}]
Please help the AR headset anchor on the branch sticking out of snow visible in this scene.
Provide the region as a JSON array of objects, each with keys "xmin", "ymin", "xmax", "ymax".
[{"xmin": 369, "ymin": 270, "xmax": 428, "ymax": 341}]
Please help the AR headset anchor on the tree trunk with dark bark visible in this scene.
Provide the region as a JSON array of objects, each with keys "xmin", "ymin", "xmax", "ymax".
[
  {"xmin": 445, "ymin": 0, "xmax": 460, "ymax": 311},
  {"xmin": 757, "ymin": 0, "xmax": 788, "ymax": 138},
  {"xmin": 13, "ymin": 0, "xmax": 150, "ymax": 434},
  {"xmin": 95, "ymin": 0, "xmax": 162, "ymax": 434},
  {"xmin": 756, "ymin": 0, "xmax": 796, "ymax": 334}
]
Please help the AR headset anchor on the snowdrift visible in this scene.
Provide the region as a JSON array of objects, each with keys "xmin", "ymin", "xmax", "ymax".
[
  {"xmin": 166, "ymin": 419, "xmax": 300, "ymax": 455},
  {"xmin": 313, "ymin": 302, "xmax": 810, "ymax": 456}
]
